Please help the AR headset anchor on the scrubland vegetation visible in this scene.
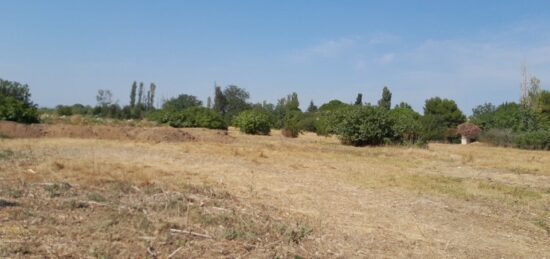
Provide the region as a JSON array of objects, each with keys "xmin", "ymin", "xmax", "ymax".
[
  {"xmin": 1, "ymin": 75, "xmax": 550, "ymax": 257},
  {"xmin": 3, "ymin": 71, "xmax": 550, "ymax": 149}
]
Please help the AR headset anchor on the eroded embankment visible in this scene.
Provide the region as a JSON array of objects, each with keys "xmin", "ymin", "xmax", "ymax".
[{"xmin": 0, "ymin": 121, "xmax": 205, "ymax": 143}]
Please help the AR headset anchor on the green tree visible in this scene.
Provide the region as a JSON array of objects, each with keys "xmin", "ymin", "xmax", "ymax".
[
  {"xmin": 0, "ymin": 78, "xmax": 34, "ymax": 107},
  {"xmin": 149, "ymin": 107, "xmax": 227, "ymax": 130},
  {"xmin": 282, "ymin": 110, "xmax": 303, "ymax": 138},
  {"xmin": 130, "ymin": 81, "xmax": 137, "ymax": 111},
  {"xmin": 285, "ymin": 92, "xmax": 300, "ymax": 111},
  {"xmin": 206, "ymin": 96, "xmax": 212, "ymax": 109},
  {"xmin": 354, "ymin": 93, "xmax": 363, "ymax": 105},
  {"xmin": 148, "ymin": 83, "xmax": 156, "ymax": 109},
  {"xmin": 395, "ymin": 102, "xmax": 412, "ymax": 110},
  {"xmin": 491, "ymin": 102, "xmax": 548, "ymax": 132},
  {"xmin": 137, "ymin": 82, "xmax": 144, "ymax": 107},
  {"xmin": 233, "ymin": 110, "xmax": 272, "ymax": 135},
  {"xmin": 421, "ymin": 97, "xmax": 466, "ymax": 141},
  {"xmin": 223, "ymin": 85, "xmax": 251, "ymax": 120},
  {"xmin": 319, "ymin": 100, "xmax": 349, "ymax": 112},
  {"xmin": 470, "ymin": 103, "xmax": 496, "ymax": 130},
  {"xmin": 272, "ymin": 92, "xmax": 301, "ymax": 128},
  {"xmin": 333, "ymin": 105, "xmax": 395, "ymax": 146},
  {"xmin": 213, "ymin": 86, "xmax": 226, "ymax": 115},
  {"xmin": 537, "ymin": 90, "xmax": 550, "ymax": 119},
  {"xmin": 307, "ymin": 100, "xmax": 318, "ymax": 112},
  {"xmin": 377, "ymin": 86, "xmax": 392, "ymax": 110},
  {"xmin": 0, "ymin": 95, "xmax": 39, "ymax": 123},
  {"xmin": 390, "ymin": 106, "xmax": 422, "ymax": 143},
  {"xmin": 56, "ymin": 105, "xmax": 73, "ymax": 116},
  {"xmin": 162, "ymin": 94, "xmax": 203, "ymax": 111},
  {"xmin": 96, "ymin": 89, "xmax": 113, "ymax": 107},
  {"xmin": 526, "ymin": 76, "xmax": 542, "ymax": 109}
]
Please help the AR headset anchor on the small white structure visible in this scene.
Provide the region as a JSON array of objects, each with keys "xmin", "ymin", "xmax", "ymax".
[{"xmin": 461, "ymin": 135, "xmax": 470, "ymax": 145}]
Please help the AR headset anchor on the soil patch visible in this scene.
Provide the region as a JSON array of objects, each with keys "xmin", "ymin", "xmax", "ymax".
[{"xmin": 0, "ymin": 121, "xmax": 197, "ymax": 143}]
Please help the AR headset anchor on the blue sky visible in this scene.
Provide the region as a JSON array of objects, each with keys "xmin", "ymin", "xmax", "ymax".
[{"xmin": 2, "ymin": 1, "xmax": 550, "ymax": 113}]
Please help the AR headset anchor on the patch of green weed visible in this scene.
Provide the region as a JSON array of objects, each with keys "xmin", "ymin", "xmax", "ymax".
[{"xmin": 43, "ymin": 183, "xmax": 72, "ymax": 198}]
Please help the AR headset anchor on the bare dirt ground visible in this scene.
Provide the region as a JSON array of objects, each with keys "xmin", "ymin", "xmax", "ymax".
[{"xmin": 1, "ymin": 122, "xmax": 549, "ymax": 258}]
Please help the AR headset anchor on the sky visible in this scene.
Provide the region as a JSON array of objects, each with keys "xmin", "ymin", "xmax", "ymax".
[{"xmin": 2, "ymin": 1, "xmax": 550, "ymax": 114}]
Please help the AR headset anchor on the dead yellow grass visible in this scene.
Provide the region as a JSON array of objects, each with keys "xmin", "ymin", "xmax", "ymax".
[{"xmin": 1, "ymin": 127, "xmax": 549, "ymax": 257}]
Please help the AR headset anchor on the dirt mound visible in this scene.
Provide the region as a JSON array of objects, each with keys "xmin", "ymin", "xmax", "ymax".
[{"xmin": 0, "ymin": 121, "xmax": 195, "ymax": 143}]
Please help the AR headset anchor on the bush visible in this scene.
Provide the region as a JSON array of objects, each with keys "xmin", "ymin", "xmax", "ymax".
[
  {"xmin": 390, "ymin": 107, "xmax": 422, "ymax": 143},
  {"xmin": 232, "ymin": 110, "xmax": 271, "ymax": 135},
  {"xmin": 0, "ymin": 79, "xmax": 39, "ymax": 124},
  {"xmin": 0, "ymin": 95, "xmax": 39, "ymax": 123},
  {"xmin": 281, "ymin": 111, "xmax": 302, "ymax": 138},
  {"xmin": 297, "ymin": 112, "xmax": 317, "ymax": 133},
  {"xmin": 0, "ymin": 79, "xmax": 34, "ymax": 107},
  {"xmin": 70, "ymin": 104, "xmax": 94, "ymax": 116},
  {"xmin": 318, "ymin": 100, "xmax": 350, "ymax": 112},
  {"xmin": 480, "ymin": 128, "xmax": 550, "ymax": 150},
  {"xmin": 147, "ymin": 107, "xmax": 227, "ymax": 130},
  {"xmin": 56, "ymin": 105, "xmax": 73, "ymax": 116},
  {"xmin": 479, "ymin": 128, "xmax": 516, "ymax": 147},
  {"xmin": 470, "ymin": 103, "xmax": 496, "ymax": 130},
  {"xmin": 333, "ymin": 106, "xmax": 394, "ymax": 146},
  {"xmin": 514, "ymin": 130, "xmax": 550, "ymax": 150},
  {"xmin": 162, "ymin": 94, "xmax": 202, "ymax": 111},
  {"xmin": 315, "ymin": 109, "xmax": 348, "ymax": 136},
  {"xmin": 421, "ymin": 97, "xmax": 466, "ymax": 141},
  {"xmin": 483, "ymin": 102, "xmax": 550, "ymax": 132}
]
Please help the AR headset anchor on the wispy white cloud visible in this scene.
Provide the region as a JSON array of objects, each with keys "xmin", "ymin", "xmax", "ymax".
[
  {"xmin": 377, "ymin": 53, "xmax": 396, "ymax": 64},
  {"xmin": 284, "ymin": 24, "xmax": 550, "ymax": 112},
  {"xmin": 367, "ymin": 33, "xmax": 400, "ymax": 45},
  {"xmin": 310, "ymin": 38, "xmax": 355, "ymax": 57},
  {"xmin": 287, "ymin": 38, "xmax": 355, "ymax": 62}
]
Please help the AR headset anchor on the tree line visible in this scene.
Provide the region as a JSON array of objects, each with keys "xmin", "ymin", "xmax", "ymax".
[
  {"xmin": 1, "ymin": 72, "xmax": 549, "ymax": 149},
  {"xmin": 54, "ymin": 81, "xmax": 157, "ymax": 119}
]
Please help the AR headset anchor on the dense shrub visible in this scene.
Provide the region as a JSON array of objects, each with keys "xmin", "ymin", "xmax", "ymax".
[
  {"xmin": 55, "ymin": 104, "xmax": 95, "ymax": 117},
  {"xmin": 494, "ymin": 103, "xmax": 549, "ymax": 131},
  {"xmin": 314, "ymin": 110, "xmax": 345, "ymax": 136},
  {"xmin": 480, "ymin": 128, "xmax": 550, "ymax": 150},
  {"xmin": 470, "ymin": 100, "xmax": 550, "ymax": 150},
  {"xmin": 148, "ymin": 107, "xmax": 227, "ymax": 130},
  {"xmin": 162, "ymin": 94, "xmax": 202, "ymax": 111},
  {"xmin": 71, "ymin": 104, "xmax": 94, "ymax": 115},
  {"xmin": 0, "ymin": 95, "xmax": 39, "ymax": 123},
  {"xmin": 297, "ymin": 112, "xmax": 317, "ymax": 133},
  {"xmin": 0, "ymin": 79, "xmax": 39, "ymax": 123},
  {"xmin": 333, "ymin": 106, "xmax": 394, "ymax": 146},
  {"xmin": 390, "ymin": 107, "xmax": 422, "ymax": 143},
  {"xmin": 479, "ymin": 128, "xmax": 516, "ymax": 147},
  {"xmin": 56, "ymin": 105, "xmax": 74, "ymax": 116},
  {"xmin": 0, "ymin": 79, "xmax": 34, "ymax": 107},
  {"xmin": 281, "ymin": 111, "xmax": 303, "ymax": 138},
  {"xmin": 514, "ymin": 130, "xmax": 550, "ymax": 150},
  {"xmin": 421, "ymin": 97, "xmax": 466, "ymax": 141},
  {"xmin": 470, "ymin": 103, "xmax": 496, "ymax": 130},
  {"xmin": 93, "ymin": 104, "xmax": 123, "ymax": 119},
  {"xmin": 232, "ymin": 110, "xmax": 271, "ymax": 135},
  {"xmin": 318, "ymin": 100, "xmax": 350, "ymax": 112}
]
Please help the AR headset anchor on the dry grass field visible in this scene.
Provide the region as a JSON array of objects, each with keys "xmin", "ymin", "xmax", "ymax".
[{"xmin": 1, "ymin": 124, "xmax": 549, "ymax": 258}]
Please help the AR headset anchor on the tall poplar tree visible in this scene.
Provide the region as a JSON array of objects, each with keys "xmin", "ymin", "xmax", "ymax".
[
  {"xmin": 378, "ymin": 86, "xmax": 392, "ymax": 110},
  {"xmin": 130, "ymin": 81, "xmax": 137, "ymax": 110},
  {"xmin": 355, "ymin": 93, "xmax": 363, "ymax": 105}
]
